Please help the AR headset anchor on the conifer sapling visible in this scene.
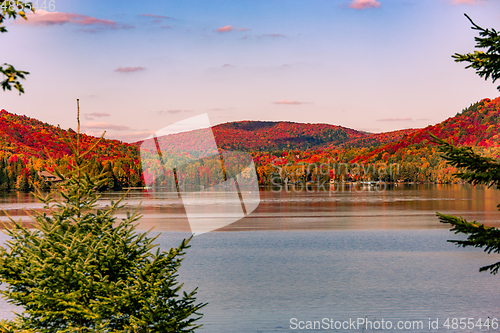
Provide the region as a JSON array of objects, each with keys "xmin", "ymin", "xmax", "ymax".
[{"xmin": 0, "ymin": 100, "xmax": 205, "ymax": 332}]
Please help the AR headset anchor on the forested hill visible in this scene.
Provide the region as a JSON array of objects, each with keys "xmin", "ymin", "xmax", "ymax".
[
  {"xmin": 0, "ymin": 109, "xmax": 137, "ymax": 160},
  {"xmin": 351, "ymin": 97, "xmax": 500, "ymax": 163},
  {"xmin": 3, "ymin": 96, "xmax": 500, "ymax": 162},
  {"xmin": 139, "ymin": 120, "xmax": 413, "ymax": 153},
  {"xmin": 1, "ymin": 96, "xmax": 500, "ymax": 190},
  {"xmin": 327, "ymin": 128, "xmax": 417, "ymax": 150},
  {"xmin": 212, "ymin": 121, "xmax": 366, "ymax": 151}
]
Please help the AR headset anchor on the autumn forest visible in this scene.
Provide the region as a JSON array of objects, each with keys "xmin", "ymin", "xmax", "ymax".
[{"xmin": 1, "ymin": 96, "xmax": 500, "ymax": 192}]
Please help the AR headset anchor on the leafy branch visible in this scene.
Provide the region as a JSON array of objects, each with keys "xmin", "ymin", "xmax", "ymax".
[
  {"xmin": 1, "ymin": 0, "xmax": 34, "ymax": 94},
  {"xmin": 0, "ymin": 63, "xmax": 29, "ymax": 94}
]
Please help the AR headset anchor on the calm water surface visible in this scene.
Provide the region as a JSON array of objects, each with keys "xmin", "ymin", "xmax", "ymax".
[{"xmin": 1, "ymin": 184, "xmax": 500, "ymax": 332}]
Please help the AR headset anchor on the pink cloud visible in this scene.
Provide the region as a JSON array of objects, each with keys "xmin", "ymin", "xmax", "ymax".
[
  {"xmin": 349, "ymin": 0, "xmax": 381, "ymax": 10},
  {"xmin": 377, "ymin": 117, "xmax": 413, "ymax": 122},
  {"xmin": 273, "ymin": 100, "xmax": 311, "ymax": 105},
  {"xmin": 84, "ymin": 122, "xmax": 130, "ymax": 131},
  {"xmin": 157, "ymin": 110, "xmax": 193, "ymax": 115},
  {"xmin": 452, "ymin": 0, "xmax": 481, "ymax": 4},
  {"xmin": 217, "ymin": 25, "xmax": 233, "ymax": 32},
  {"xmin": 84, "ymin": 112, "xmax": 110, "ymax": 120},
  {"xmin": 118, "ymin": 132, "xmax": 156, "ymax": 143},
  {"xmin": 110, "ymin": 131, "xmax": 155, "ymax": 143},
  {"xmin": 216, "ymin": 25, "xmax": 250, "ymax": 33},
  {"xmin": 115, "ymin": 67, "xmax": 146, "ymax": 73},
  {"xmin": 82, "ymin": 129, "xmax": 154, "ymax": 143},
  {"xmin": 21, "ymin": 10, "xmax": 133, "ymax": 30},
  {"xmin": 258, "ymin": 33, "xmax": 286, "ymax": 38},
  {"xmin": 139, "ymin": 14, "xmax": 171, "ymax": 19}
]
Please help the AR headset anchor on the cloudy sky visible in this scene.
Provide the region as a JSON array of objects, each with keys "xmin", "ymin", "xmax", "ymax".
[{"xmin": 2, "ymin": 0, "xmax": 500, "ymax": 142}]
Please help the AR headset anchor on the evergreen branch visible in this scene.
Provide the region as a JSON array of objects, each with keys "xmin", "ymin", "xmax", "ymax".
[
  {"xmin": 479, "ymin": 261, "xmax": 500, "ymax": 275},
  {"xmin": 437, "ymin": 212, "xmax": 500, "ymax": 274},
  {"xmin": 430, "ymin": 134, "xmax": 500, "ymax": 187},
  {"xmin": 79, "ymin": 132, "xmax": 106, "ymax": 160},
  {"xmin": 452, "ymin": 14, "xmax": 500, "ymax": 91}
]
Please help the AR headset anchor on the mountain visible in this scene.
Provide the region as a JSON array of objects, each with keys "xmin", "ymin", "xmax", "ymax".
[
  {"xmin": 0, "ymin": 109, "xmax": 137, "ymax": 161},
  {"xmin": 212, "ymin": 121, "xmax": 367, "ymax": 151},
  {"xmin": 138, "ymin": 120, "xmax": 411, "ymax": 154},
  {"xmin": 2, "ymin": 97, "xmax": 500, "ymax": 188},
  {"xmin": 326, "ymin": 128, "xmax": 417, "ymax": 150},
  {"xmin": 351, "ymin": 97, "xmax": 500, "ymax": 163},
  {"xmin": 2, "ymin": 96, "xmax": 500, "ymax": 165}
]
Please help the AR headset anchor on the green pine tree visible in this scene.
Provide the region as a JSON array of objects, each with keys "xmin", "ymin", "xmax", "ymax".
[
  {"xmin": 434, "ymin": 14, "xmax": 500, "ymax": 274},
  {"xmin": 433, "ymin": 136, "xmax": 500, "ymax": 274},
  {"xmin": 16, "ymin": 171, "xmax": 30, "ymax": 192},
  {"xmin": 8, "ymin": 172, "xmax": 15, "ymax": 190},
  {"xmin": 0, "ymin": 167, "xmax": 8, "ymax": 191},
  {"xmin": 453, "ymin": 14, "xmax": 500, "ymax": 92},
  {"xmin": 0, "ymin": 100, "xmax": 205, "ymax": 332}
]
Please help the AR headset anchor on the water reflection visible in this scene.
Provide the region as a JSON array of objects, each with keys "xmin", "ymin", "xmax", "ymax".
[
  {"xmin": 0, "ymin": 184, "xmax": 499, "ymax": 231},
  {"xmin": 1, "ymin": 185, "xmax": 500, "ymax": 331}
]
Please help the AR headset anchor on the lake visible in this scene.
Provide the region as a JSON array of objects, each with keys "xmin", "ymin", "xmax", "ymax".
[{"xmin": 1, "ymin": 184, "xmax": 500, "ymax": 332}]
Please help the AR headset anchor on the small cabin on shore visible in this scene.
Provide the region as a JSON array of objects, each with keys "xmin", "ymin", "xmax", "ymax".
[{"xmin": 38, "ymin": 171, "xmax": 63, "ymax": 184}]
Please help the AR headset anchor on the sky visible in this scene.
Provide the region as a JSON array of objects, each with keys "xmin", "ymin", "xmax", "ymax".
[{"xmin": 1, "ymin": 0, "xmax": 500, "ymax": 142}]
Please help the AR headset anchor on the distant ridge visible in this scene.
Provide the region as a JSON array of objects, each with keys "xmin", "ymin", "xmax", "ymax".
[
  {"xmin": 138, "ymin": 120, "xmax": 413, "ymax": 153},
  {"xmin": 351, "ymin": 97, "xmax": 500, "ymax": 163},
  {"xmin": 2, "ymin": 96, "xmax": 500, "ymax": 162},
  {"xmin": 212, "ymin": 120, "xmax": 368, "ymax": 151},
  {"xmin": 0, "ymin": 109, "xmax": 136, "ymax": 160}
]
